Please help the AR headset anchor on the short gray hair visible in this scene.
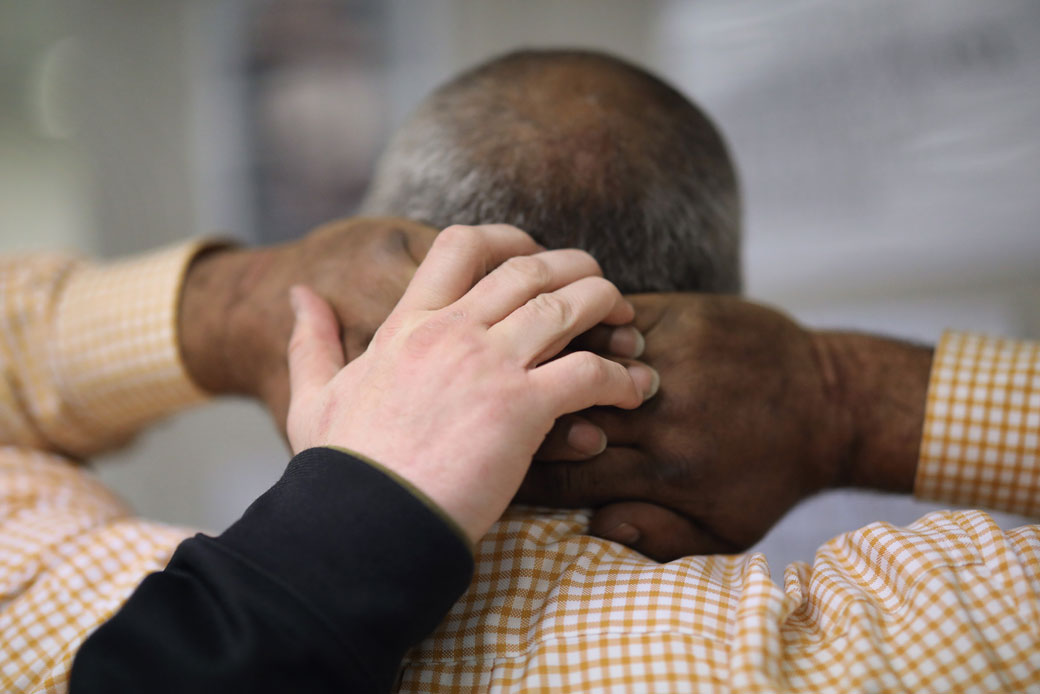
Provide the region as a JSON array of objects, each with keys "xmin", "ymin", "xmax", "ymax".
[{"xmin": 362, "ymin": 50, "xmax": 741, "ymax": 294}]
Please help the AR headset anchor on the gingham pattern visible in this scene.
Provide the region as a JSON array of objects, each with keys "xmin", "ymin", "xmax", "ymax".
[
  {"xmin": 397, "ymin": 331, "xmax": 1040, "ymax": 692},
  {"xmin": 0, "ymin": 245, "xmax": 208, "ymax": 457},
  {"xmin": 0, "ymin": 246, "xmax": 205, "ymax": 692},
  {"xmin": 0, "ymin": 246, "xmax": 1038, "ymax": 693},
  {"xmin": 917, "ymin": 331, "xmax": 1040, "ymax": 517},
  {"xmin": 0, "ymin": 450, "xmax": 194, "ymax": 693},
  {"xmin": 398, "ymin": 507, "xmax": 1040, "ymax": 693}
]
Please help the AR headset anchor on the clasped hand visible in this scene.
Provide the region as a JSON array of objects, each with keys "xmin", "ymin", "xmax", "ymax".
[
  {"xmin": 520, "ymin": 293, "xmax": 849, "ymax": 561},
  {"xmin": 285, "ymin": 225, "xmax": 659, "ymax": 543}
]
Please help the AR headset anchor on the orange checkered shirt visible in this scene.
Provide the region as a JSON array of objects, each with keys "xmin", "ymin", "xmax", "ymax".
[{"xmin": 1, "ymin": 245, "xmax": 1038, "ymax": 693}]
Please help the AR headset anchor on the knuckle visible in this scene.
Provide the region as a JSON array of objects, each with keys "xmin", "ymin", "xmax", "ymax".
[
  {"xmin": 494, "ymin": 223, "xmax": 524, "ymax": 233},
  {"xmin": 573, "ymin": 350, "xmax": 606, "ymax": 379},
  {"xmin": 483, "ymin": 222, "xmax": 527, "ymax": 238},
  {"xmin": 585, "ymin": 275, "xmax": 622, "ymax": 302},
  {"xmin": 581, "ymin": 355, "xmax": 638, "ymax": 403},
  {"xmin": 504, "ymin": 255, "xmax": 551, "ymax": 286},
  {"xmin": 597, "ymin": 275, "xmax": 622, "ymax": 297},
  {"xmin": 529, "ymin": 292, "xmax": 574, "ymax": 327},
  {"xmin": 439, "ymin": 223, "xmax": 473, "ymax": 239},
  {"xmin": 372, "ymin": 314, "xmax": 404, "ymax": 345},
  {"xmin": 436, "ymin": 224, "xmax": 478, "ymax": 250},
  {"xmin": 606, "ymin": 358, "xmax": 632, "ymax": 389},
  {"xmin": 400, "ymin": 310, "xmax": 469, "ymax": 355}
]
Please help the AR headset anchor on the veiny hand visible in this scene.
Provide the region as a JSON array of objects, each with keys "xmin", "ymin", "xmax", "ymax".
[
  {"xmin": 520, "ymin": 293, "xmax": 932, "ymax": 561},
  {"xmin": 179, "ymin": 217, "xmax": 437, "ymax": 429},
  {"xmin": 285, "ymin": 225, "xmax": 659, "ymax": 543},
  {"xmin": 520, "ymin": 293, "xmax": 853, "ymax": 560}
]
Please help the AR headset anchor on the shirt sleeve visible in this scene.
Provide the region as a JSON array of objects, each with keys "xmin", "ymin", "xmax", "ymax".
[
  {"xmin": 0, "ymin": 244, "xmax": 212, "ymax": 457},
  {"xmin": 70, "ymin": 447, "xmax": 475, "ymax": 694},
  {"xmin": 915, "ymin": 331, "xmax": 1040, "ymax": 517}
]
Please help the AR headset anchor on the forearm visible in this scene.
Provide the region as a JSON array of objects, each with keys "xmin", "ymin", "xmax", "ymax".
[{"xmin": 178, "ymin": 245, "xmax": 277, "ymax": 398}]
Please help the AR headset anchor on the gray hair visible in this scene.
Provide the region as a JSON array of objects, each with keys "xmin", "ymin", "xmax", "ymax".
[{"xmin": 362, "ymin": 50, "xmax": 742, "ymax": 294}]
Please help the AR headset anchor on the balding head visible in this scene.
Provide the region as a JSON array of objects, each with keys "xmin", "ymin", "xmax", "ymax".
[{"xmin": 362, "ymin": 49, "xmax": 741, "ymax": 293}]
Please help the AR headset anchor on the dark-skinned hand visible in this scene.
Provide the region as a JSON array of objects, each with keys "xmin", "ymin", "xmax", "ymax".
[
  {"xmin": 519, "ymin": 293, "xmax": 932, "ymax": 561},
  {"xmin": 179, "ymin": 217, "xmax": 437, "ymax": 430}
]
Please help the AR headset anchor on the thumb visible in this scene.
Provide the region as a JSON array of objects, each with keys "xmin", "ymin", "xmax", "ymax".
[{"xmin": 287, "ymin": 285, "xmax": 346, "ymax": 402}]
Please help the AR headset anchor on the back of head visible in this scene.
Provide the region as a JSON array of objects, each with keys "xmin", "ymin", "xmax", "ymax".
[{"xmin": 362, "ymin": 49, "xmax": 741, "ymax": 293}]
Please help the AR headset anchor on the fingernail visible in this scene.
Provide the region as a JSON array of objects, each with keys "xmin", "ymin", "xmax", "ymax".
[
  {"xmin": 602, "ymin": 522, "xmax": 640, "ymax": 545},
  {"xmin": 608, "ymin": 326, "xmax": 645, "ymax": 358},
  {"xmin": 646, "ymin": 367, "xmax": 660, "ymax": 400},
  {"xmin": 628, "ymin": 364, "xmax": 660, "ymax": 401},
  {"xmin": 566, "ymin": 421, "xmax": 607, "ymax": 456}
]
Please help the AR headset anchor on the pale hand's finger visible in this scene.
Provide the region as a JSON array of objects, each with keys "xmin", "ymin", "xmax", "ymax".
[
  {"xmin": 455, "ymin": 249, "xmax": 602, "ymax": 325},
  {"xmin": 394, "ymin": 224, "xmax": 541, "ymax": 312},
  {"xmin": 531, "ymin": 351, "xmax": 658, "ymax": 416},
  {"xmin": 287, "ymin": 285, "xmax": 346, "ymax": 405},
  {"xmin": 491, "ymin": 276, "xmax": 634, "ymax": 366},
  {"xmin": 535, "ymin": 415, "xmax": 607, "ymax": 461}
]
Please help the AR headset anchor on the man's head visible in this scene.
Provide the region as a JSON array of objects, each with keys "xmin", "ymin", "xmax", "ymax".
[{"xmin": 362, "ymin": 49, "xmax": 741, "ymax": 294}]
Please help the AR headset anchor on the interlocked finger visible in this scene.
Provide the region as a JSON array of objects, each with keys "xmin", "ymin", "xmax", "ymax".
[
  {"xmin": 569, "ymin": 323, "xmax": 646, "ymax": 359},
  {"xmin": 535, "ymin": 415, "xmax": 608, "ymax": 460},
  {"xmin": 490, "ymin": 276, "xmax": 633, "ymax": 366},
  {"xmin": 455, "ymin": 249, "xmax": 604, "ymax": 326},
  {"xmin": 531, "ymin": 350, "xmax": 648, "ymax": 417}
]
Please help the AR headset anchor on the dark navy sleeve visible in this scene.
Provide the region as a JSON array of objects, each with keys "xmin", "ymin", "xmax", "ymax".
[{"xmin": 70, "ymin": 447, "xmax": 474, "ymax": 694}]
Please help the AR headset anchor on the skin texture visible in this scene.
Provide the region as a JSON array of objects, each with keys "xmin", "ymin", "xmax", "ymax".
[
  {"xmin": 519, "ymin": 293, "xmax": 933, "ymax": 561},
  {"xmin": 284, "ymin": 224, "xmax": 658, "ymax": 543},
  {"xmin": 179, "ymin": 217, "xmax": 437, "ymax": 429}
]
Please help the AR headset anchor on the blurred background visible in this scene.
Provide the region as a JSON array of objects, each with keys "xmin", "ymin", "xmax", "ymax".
[{"xmin": 2, "ymin": 0, "xmax": 1038, "ymax": 569}]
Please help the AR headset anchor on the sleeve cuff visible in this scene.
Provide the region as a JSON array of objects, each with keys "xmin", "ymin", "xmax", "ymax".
[
  {"xmin": 324, "ymin": 445, "xmax": 474, "ymax": 553},
  {"xmin": 915, "ymin": 331, "xmax": 1040, "ymax": 516},
  {"xmin": 49, "ymin": 240, "xmax": 221, "ymax": 452},
  {"xmin": 218, "ymin": 447, "xmax": 474, "ymax": 682}
]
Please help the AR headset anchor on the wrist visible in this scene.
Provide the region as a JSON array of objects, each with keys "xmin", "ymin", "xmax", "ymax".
[
  {"xmin": 179, "ymin": 244, "xmax": 268, "ymax": 396},
  {"xmin": 814, "ymin": 331, "xmax": 933, "ymax": 494}
]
